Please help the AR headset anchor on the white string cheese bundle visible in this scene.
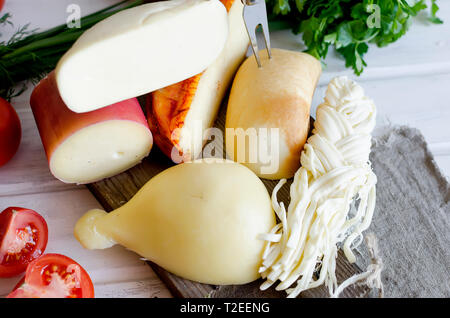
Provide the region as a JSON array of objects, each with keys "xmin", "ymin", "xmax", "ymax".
[{"xmin": 259, "ymin": 76, "xmax": 377, "ymax": 297}]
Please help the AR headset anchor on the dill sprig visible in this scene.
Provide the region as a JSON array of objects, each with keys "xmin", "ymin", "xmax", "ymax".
[{"xmin": 0, "ymin": 0, "xmax": 145, "ymax": 100}]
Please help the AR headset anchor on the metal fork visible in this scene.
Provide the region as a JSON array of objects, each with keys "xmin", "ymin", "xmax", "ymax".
[{"xmin": 242, "ymin": 0, "xmax": 272, "ymax": 67}]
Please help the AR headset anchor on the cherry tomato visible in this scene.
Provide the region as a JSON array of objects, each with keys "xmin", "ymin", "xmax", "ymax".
[
  {"xmin": 0, "ymin": 207, "xmax": 48, "ymax": 277},
  {"xmin": 0, "ymin": 97, "xmax": 22, "ymax": 167},
  {"xmin": 7, "ymin": 254, "xmax": 94, "ymax": 298}
]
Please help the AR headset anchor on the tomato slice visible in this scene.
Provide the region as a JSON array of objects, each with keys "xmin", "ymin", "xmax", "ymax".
[
  {"xmin": 0, "ymin": 97, "xmax": 22, "ymax": 167},
  {"xmin": 7, "ymin": 254, "xmax": 94, "ymax": 298},
  {"xmin": 0, "ymin": 207, "xmax": 48, "ymax": 277}
]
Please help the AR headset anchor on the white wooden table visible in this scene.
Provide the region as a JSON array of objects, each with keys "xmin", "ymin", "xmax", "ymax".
[{"xmin": 1, "ymin": 0, "xmax": 449, "ymax": 298}]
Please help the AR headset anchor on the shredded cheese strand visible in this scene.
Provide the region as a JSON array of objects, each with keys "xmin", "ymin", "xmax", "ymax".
[
  {"xmin": 260, "ymin": 76, "xmax": 378, "ymax": 297},
  {"xmin": 331, "ymin": 233, "xmax": 384, "ymax": 298}
]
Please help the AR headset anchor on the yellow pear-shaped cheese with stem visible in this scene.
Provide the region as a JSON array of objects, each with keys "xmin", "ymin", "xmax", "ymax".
[{"xmin": 74, "ymin": 159, "xmax": 275, "ymax": 285}]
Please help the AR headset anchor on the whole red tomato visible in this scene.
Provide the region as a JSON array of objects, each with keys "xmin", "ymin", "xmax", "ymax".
[
  {"xmin": 0, "ymin": 97, "xmax": 21, "ymax": 167},
  {"xmin": 0, "ymin": 0, "xmax": 4, "ymax": 11}
]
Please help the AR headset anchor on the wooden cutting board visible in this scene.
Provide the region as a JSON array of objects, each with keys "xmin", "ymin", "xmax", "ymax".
[{"xmin": 86, "ymin": 96, "xmax": 370, "ymax": 298}]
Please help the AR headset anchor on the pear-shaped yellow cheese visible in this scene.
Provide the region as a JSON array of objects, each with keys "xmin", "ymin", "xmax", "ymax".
[{"xmin": 74, "ymin": 160, "xmax": 275, "ymax": 285}]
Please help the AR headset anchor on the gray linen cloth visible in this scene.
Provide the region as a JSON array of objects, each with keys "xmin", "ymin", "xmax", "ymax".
[{"xmin": 356, "ymin": 126, "xmax": 450, "ymax": 298}]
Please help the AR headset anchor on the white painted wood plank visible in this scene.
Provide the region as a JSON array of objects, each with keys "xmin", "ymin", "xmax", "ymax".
[
  {"xmin": 2, "ymin": 0, "xmax": 450, "ymax": 84},
  {"xmin": 94, "ymin": 278, "xmax": 172, "ymax": 298},
  {"xmin": 1, "ymin": 0, "xmax": 119, "ymax": 41},
  {"xmin": 429, "ymin": 143, "xmax": 450, "ymax": 157},
  {"xmin": 312, "ymin": 72, "xmax": 450, "ymax": 142},
  {"xmin": 0, "ymin": 2, "xmax": 171, "ymax": 298},
  {"xmin": 434, "ymin": 156, "xmax": 450, "ymax": 180},
  {"xmin": 0, "ymin": 189, "xmax": 171, "ymax": 298},
  {"xmin": 271, "ymin": 1, "xmax": 450, "ymax": 84},
  {"xmin": 0, "ymin": 90, "xmax": 79, "ymax": 196},
  {"xmin": 310, "ymin": 72, "xmax": 450, "ymax": 177},
  {"xmin": 1, "ymin": 279, "xmax": 171, "ymax": 298}
]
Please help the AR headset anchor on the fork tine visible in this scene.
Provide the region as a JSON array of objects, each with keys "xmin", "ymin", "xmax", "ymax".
[
  {"xmin": 242, "ymin": 0, "xmax": 271, "ymax": 67},
  {"xmin": 260, "ymin": 19, "xmax": 272, "ymax": 59},
  {"xmin": 249, "ymin": 27, "xmax": 262, "ymax": 67},
  {"xmin": 243, "ymin": 5, "xmax": 261, "ymax": 67}
]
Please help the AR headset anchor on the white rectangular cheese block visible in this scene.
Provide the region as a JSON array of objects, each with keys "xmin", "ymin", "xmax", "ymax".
[{"xmin": 56, "ymin": 0, "xmax": 228, "ymax": 113}]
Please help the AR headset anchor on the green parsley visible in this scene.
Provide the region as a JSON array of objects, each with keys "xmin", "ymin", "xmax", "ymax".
[{"xmin": 266, "ymin": 0, "xmax": 443, "ymax": 75}]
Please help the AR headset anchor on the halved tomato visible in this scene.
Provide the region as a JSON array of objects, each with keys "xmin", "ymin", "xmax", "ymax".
[
  {"xmin": 0, "ymin": 207, "xmax": 48, "ymax": 277},
  {"xmin": 7, "ymin": 254, "xmax": 94, "ymax": 298}
]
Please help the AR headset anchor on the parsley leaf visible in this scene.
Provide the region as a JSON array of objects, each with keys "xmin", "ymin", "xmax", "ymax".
[{"xmin": 267, "ymin": 0, "xmax": 443, "ymax": 75}]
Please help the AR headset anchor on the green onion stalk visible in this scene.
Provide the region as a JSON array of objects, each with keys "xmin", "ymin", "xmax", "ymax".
[{"xmin": 0, "ymin": 0, "xmax": 145, "ymax": 100}]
